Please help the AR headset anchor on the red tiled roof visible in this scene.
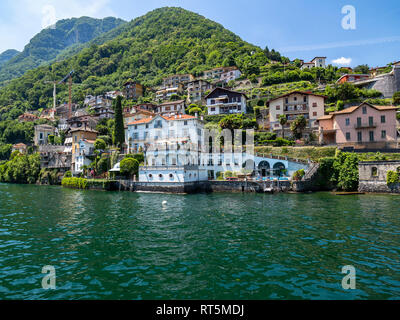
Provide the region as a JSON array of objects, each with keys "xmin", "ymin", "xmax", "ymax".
[
  {"xmin": 267, "ymin": 90, "xmax": 327, "ymax": 103},
  {"xmin": 329, "ymin": 102, "xmax": 398, "ymax": 115},
  {"xmin": 127, "ymin": 114, "xmax": 197, "ymax": 126}
]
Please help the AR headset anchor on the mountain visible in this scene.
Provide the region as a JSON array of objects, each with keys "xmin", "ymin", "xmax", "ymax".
[
  {"xmin": 0, "ymin": 16, "xmax": 126, "ymax": 84},
  {"xmin": 0, "ymin": 50, "xmax": 20, "ymax": 67},
  {"xmin": 0, "ymin": 7, "xmax": 277, "ymax": 121}
]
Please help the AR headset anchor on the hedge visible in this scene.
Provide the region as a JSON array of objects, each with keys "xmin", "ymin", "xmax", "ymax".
[{"xmin": 61, "ymin": 178, "xmax": 88, "ymax": 189}]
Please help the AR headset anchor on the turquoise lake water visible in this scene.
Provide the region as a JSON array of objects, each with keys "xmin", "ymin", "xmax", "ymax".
[{"xmin": 0, "ymin": 183, "xmax": 399, "ymax": 300}]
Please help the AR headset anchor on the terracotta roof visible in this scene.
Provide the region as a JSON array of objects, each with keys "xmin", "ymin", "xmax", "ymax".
[
  {"xmin": 127, "ymin": 114, "xmax": 197, "ymax": 126},
  {"xmin": 330, "ymin": 103, "xmax": 398, "ymax": 115},
  {"xmin": 316, "ymin": 115, "xmax": 334, "ymax": 121},
  {"xmin": 13, "ymin": 143, "xmax": 27, "ymax": 148},
  {"xmin": 267, "ymin": 91, "xmax": 327, "ymax": 103},
  {"xmin": 158, "ymin": 100, "xmax": 185, "ymax": 106}
]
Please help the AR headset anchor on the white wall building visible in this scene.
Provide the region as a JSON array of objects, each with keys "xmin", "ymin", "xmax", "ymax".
[
  {"xmin": 74, "ymin": 139, "xmax": 95, "ymax": 174},
  {"xmin": 301, "ymin": 57, "xmax": 327, "ymax": 69},
  {"xmin": 206, "ymin": 87, "xmax": 247, "ymax": 115}
]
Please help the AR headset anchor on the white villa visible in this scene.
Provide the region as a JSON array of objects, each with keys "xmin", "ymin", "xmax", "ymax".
[{"xmin": 206, "ymin": 87, "xmax": 248, "ymax": 116}]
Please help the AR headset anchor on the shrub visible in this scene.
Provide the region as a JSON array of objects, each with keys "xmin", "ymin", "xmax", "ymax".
[
  {"xmin": 120, "ymin": 158, "xmax": 139, "ymax": 178},
  {"xmin": 94, "ymin": 139, "xmax": 107, "ymax": 151},
  {"xmin": 64, "ymin": 171, "xmax": 72, "ymax": 178},
  {"xmin": 387, "ymin": 171, "xmax": 399, "ymax": 185},
  {"xmin": 61, "ymin": 177, "xmax": 88, "ymax": 189},
  {"xmin": 292, "ymin": 169, "xmax": 305, "ymax": 181},
  {"xmin": 224, "ymin": 171, "xmax": 233, "ymax": 178}
]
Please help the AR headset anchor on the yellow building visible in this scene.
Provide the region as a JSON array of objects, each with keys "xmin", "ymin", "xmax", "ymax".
[{"xmin": 68, "ymin": 127, "xmax": 98, "ymax": 174}]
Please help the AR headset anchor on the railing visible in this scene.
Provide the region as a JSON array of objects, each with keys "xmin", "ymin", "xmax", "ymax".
[{"xmin": 355, "ymin": 123, "xmax": 377, "ymax": 129}]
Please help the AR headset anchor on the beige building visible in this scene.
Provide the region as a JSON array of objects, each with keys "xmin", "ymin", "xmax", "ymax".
[
  {"xmin": 186, "ymin": 79, "xmax": 215, "ymax": 104},
  {"xmin": 268, "ymin": 91, "xmax": 326, "ymax": 138},
  {"xmin": 163, "ymin": 74, "xmax": 194, "ymax": 88},
  {"xmin": 34, "ymin": 124, "xmax": 56, "ymax": 146}
]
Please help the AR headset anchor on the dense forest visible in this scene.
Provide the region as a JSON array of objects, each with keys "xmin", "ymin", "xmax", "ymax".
[{"xmin": 0, "ymin": 16, "xmax": 126, "ymax": 84}]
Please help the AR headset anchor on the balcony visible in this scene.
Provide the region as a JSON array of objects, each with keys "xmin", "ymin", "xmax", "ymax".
[{"xmin": 354, "ymin": 123, "xmax": 377, "ymax": 129}]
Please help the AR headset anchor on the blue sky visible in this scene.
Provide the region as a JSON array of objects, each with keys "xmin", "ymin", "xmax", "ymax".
[{"xmin": 0, "ymin": 0, "xmax": 399, "ymax": 68}]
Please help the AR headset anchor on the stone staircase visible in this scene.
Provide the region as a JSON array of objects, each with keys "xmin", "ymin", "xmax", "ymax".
[{"xmin": 302, "ymin": 162, "xmax": 320, "ymax": 181}]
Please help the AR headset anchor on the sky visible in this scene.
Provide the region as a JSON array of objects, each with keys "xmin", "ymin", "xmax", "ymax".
[{"xmin": 0, "ymin": 0, "xmax": 399, "ymax": 68}]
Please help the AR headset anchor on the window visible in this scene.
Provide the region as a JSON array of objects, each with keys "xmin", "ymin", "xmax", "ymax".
[
  {"xmin": 211, "ymin": 107, "xmax": 215, "ymax": 112},
  {"xmin": 381, "ymin": 115, "xmax": 386, "ymax": 123},
  {"xmin": 134, "ymin": 125, "xmax": 138, "ymax": 130},
  {"xmin": 146, "ymin": 124, "xmax": 149, "ymax": 129},
  {"xmin": 313, "ymin": 112, "xmax": 317, "ymax": 117},
  {"xmin": 369, "ymin": 131, "xmax": 375, "ymax": 142},
  {"xmin": 211, "ymin": 99, "xmax": 215, "ymax": 105},
  {"xmin": 357, "ymin": 132, "xmax": 362, "ymax": 142},
  {"xmin": 369, "ymin": 116, "xmax": 374, "ymax": 126},
  {"xmin": 276, "ymin": 106, "xmax": 281, "ymax": 110},
  {"xmin": 362, "ymin": 106, "xmax": 367, "ymax": 114},
  {"xmin": 294, "ymin": 97, "xmax": 297, "ymax": 101},
  {"xmin": 285, "ymin": 98, "xmax": 288, "ymax": 103},
  {"xmin": 346, "ymin": 132, "xmax": 351, "ymax": 141},
  {"xmin": 312, "ymin": 103, "xmax": 317, "ymax": 108},
  {"xmin": 346, "ymin": 118, "xmax": 350, "ymax": 126},
  {"xmin": 184, "ymin": 121, "xmax": 188, "ymax": 126},
  {"xmin": 303, "ymin": 96, "xmax": 307, "ymax": 102},
  {"xmin": 357, "ymin": 117, "xmax": 362, "ymax": 127},
  {"xmin": 371, "ymin": 167, "xmax": 378, "ymax": 177},
  {"xmin": 381, "ymin": 130, "xmax": 387, "ymax": 139}
]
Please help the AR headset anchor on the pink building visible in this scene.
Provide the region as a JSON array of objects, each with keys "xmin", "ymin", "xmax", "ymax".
[{"xmin": 317, "ymin": 102, "xmax": 398, "ymax": 149}]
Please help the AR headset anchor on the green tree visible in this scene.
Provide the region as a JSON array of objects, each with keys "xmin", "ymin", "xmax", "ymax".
[
  {"xmin": 120, "ymin": 158, "xmax": 139, "ymax": 178},
  {"xmin": 113, "ymin": 96, "xmax": 125, "ymax": 149},
  {"xmin": 290, "ymin": 115, "xmax": 307, "ymax": 139},
  {"xmin": 94, "ymin": 138, "xmax": 107, "ymax": 151},
  {"xmin": 393, "ymin": 91, "xmax": 400, "ymax": 105},
  {"xmin": 278, "ymin": 114, "xmax": 288, "ymax": 139},
  {"xmin": 354, "ymin": 64, "xmax": 370, "ymax": 74}
]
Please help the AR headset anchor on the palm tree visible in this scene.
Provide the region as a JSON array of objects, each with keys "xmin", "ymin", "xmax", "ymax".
[{"xmin": 278, "ymin": 115, "xmax": 288, "ymax": 139}]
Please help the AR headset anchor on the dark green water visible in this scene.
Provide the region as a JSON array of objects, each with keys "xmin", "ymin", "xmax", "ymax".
[{"xmin": 0, "ymin": 183, "xmax": 399, "ymax": 300}]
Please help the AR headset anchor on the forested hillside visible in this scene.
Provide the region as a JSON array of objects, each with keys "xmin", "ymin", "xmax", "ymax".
[
  {"xmin": 0, "ymin": 50, "xmax": 20, "ymax": 68},
  {"xmin": 0, "ymin": 16, "xmax": 126, "ymax": 84},
  {"xmin": 0, "ymin": 7, "xmax": 279, "ymax": 122}
]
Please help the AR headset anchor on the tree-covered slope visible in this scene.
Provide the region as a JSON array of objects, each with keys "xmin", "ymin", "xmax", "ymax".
[
  {"xmin": 0, "ymin": 7, "xmax": 274, "ymax": 121},
  {"xmin": 0, "ymin": 50, "xmax": 20, "ymax": 68},
  {"xmin": 0, "ymin": 17, "xmax": 126, "ymax": 84}
]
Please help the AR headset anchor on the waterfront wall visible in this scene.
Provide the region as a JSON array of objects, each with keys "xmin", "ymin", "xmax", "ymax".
[{"xmin": 358, "ymin": 161, "xmax": 400, "ymax": 193}]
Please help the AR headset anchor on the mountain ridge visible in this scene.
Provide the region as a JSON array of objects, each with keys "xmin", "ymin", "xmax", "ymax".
[{"xmin": 0, "ymin": 16, "xmax": 126, "ymax": 84}]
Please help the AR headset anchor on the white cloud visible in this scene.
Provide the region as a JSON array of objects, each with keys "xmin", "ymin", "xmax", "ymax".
[
  {"xmin": 332, "ymin": 57, "xmax": 352, "ymax": 65},
  {"xmin": 0, "ymin": 0, "xmax": 116, "ymax": 53}
]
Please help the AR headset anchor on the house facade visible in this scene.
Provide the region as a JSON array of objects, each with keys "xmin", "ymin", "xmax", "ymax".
[
  {"xmin": 301, "ymin": 57, "xmax": 327, "ymax": 69},
  {"xmin": 163, "ymin": 74, "xmax": 194, "ymax": 88},
  {"xmin": 74, "ymin": 139, "xmax": 96, "ymax": 174},
  {"xmin": 268, "ymin": 91, "xmax": 326, "ymax": 138},
  {"xmin": 202, "ymin": 67, "xmax": 241, "ymax": 82},
  {"xmin": 205, "ymin": 88, "xmax": 247, "ymax": 115},
  {"xmin": 186, "ymin": 79, "xmax": 215, "ymax": 104},
  {"xmin": 156, "ymin": 84, "xmax": 184, "ymax": 101},
  {"xmin": 68, "ymin": 127, "xmax": 98, "ymax": 175},
  {"xmin": 126, "ymin": 114, "xmax": 203, "ymax": 156},
  {"xmin": 123, "ymin": 81, "xmax": 144, "ymax": 100},
  {"xmin": 317, "ymin": 102, "xmax": 398, "ymax": 149},
  {"xmin": 155, "ymin": 100, "xmax": 186, "ymax": 116},
  {"xmin": 34, "ymin": 124, "xmax": 56, "ymax": 146}
]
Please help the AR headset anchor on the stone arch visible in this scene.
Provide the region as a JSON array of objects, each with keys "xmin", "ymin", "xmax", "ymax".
[
  {"xmin": 273, "ymin": 162, "xmax": 286, "ymax": 177},
  {"xmin": 258, "ymin": 161, "xmax": 271, "ymax": 177}
]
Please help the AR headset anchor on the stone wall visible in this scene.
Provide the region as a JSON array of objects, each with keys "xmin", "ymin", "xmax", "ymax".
[
  {"xmin": 358, "ymin": 161, "xmax": 400, "ymax": 193},
  {"xmin": 362, "ymin": 66, "xmax": 400, "ymax": 98}
]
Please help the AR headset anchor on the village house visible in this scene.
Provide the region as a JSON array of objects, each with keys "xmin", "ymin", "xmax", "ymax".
[
  {"xmin": 66, "ymin": 126, "xmax": 98, "ymax": 175},
  {"xmin": 126, "ymin": 114, "xmax": 202, "ymax": 156},
  {"xmin": 317, "ymin": 102, "xmax": 398, "ymax": 149},
  {"xmin": 123, "ymin": 81, "xmax": 144, "ymax": 100},
  {"xmin": 18, "ymin": 113, "xmax": 38, "ymax": 122},
  {"xmin": 155, "ymin": 100, "xmax": 186, "ymax": 116},
  {"xmin": 156, "ymin": 84, "xmax": 184, "ymax": 102},
  {"xmin": 336, "ymin": 74, "xmax": 370, "ymax": 84},
  {"xmin": 163, "ymin": 74, "xmax": 195, "ymax": 88},
  {"xmin": 12, "ymin": 143, "xmax": 28, "ymax": 154},
  {"xmin": 358, "ymin": 161, "xmax": 400, "ymax": 193},
  {"xmin": 124, "ymin": 109, "xmax": 156, "ymax": 127},
  {"xmin": 202, "ymin": 66, "xmax": 241, "ymax": 82},
  {"xmin": 268, "ymin": 91, "xmax": 326, "ymax": 139},
  {"xmin": 38, "ymin": 145, "xmax": 71, "ymax": 175},
  {"xmin": 123, "ymin": 103, "xmax": 158, "ymax": 114},
  {"xmin": 74, "ymin": 139, "xmax": 96, "ymax": 174},
  {"xmin": 186, "ymin": 79, "xmax": 215, "ymax": 104},
  {"xmin": 300, "ymin": 57, "xmax": 327, "ymax": 70},
  {"xmin": 34, "ymin": 124, "xmax": 56, "ymax": 146},
  {"xmin": 205, "ymin": 87, "xmax": 248, "ymax": 115}
]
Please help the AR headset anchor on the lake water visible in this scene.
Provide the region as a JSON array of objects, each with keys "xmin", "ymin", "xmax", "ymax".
[{"xmin": 0, "ymin": 183, "xmax": 399, "ymax": 300}]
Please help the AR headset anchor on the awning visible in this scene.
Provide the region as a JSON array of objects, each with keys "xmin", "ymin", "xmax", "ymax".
[{"xmin": 109, "ymin": 162, "xmax": 121, "ymax": 172}]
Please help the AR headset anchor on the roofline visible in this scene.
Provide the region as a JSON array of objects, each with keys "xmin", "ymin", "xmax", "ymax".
[
  {"xmin": 267, "ymin": 90, "xmax": 327, "ymax": 103},
  {"xmin": 204, "ymin": 87, "xmax": 248, "ymax": 100}
]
